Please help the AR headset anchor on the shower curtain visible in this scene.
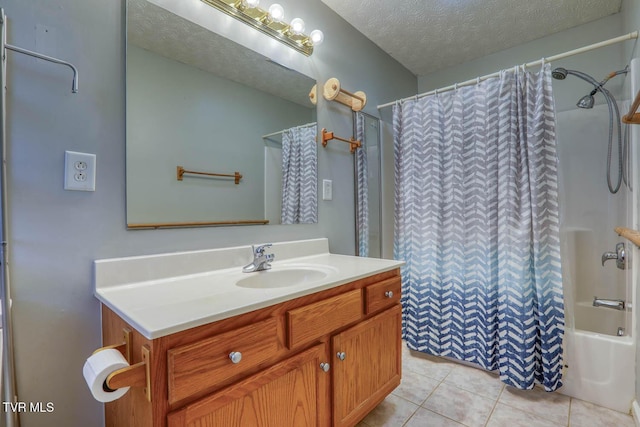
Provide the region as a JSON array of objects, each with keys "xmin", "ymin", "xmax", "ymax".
[
  {"xmin": 393, "ymin": 64, "xmax": 565, "ymax": 391},
  {"xmin": 281, "ymin": 125, "xmax": 318, "ymax": 224},
  {"xmin": 355, "ymin": 112, "xmax": 369, "ymax": 256}
]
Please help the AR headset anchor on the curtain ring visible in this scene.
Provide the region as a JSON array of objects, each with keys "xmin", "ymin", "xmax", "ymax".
[
  {"xmin": 454, "ymin": 82, "xmax": 458, "ymax": 91},
  {"xmin": 477, "ymin": 76, "xmax": 481, "ymax": 85}
]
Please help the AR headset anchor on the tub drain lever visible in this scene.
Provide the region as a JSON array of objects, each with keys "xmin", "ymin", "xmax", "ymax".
[{"xmin": 592, "ymin": 297, "xmax": 626, "ymax": 311}]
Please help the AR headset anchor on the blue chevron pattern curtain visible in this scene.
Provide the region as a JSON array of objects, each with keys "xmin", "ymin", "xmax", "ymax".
[
  {"xmin": 393, "ymin": 64, "xmax": 565, "ymax": 391},
  {"xmin": 281, "ymin": 125, "xmax": 317, "ymax": 224}
]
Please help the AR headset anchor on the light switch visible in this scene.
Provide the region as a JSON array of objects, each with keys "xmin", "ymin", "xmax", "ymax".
[{"xmin": 322, "ymin": 179, "xmax": 332, "ymax": 200}]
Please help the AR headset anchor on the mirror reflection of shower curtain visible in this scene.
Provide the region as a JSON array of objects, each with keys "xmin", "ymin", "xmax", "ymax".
[
  {"xmin": 354, "ymin": 112, "xmax": 382, "ymax": 258},
  {"xmin": 355, "ymin": 113, "xmax": 369, "ymax": 256},
  {"xmin": 281, "ymin": 126, "xmax": 318, "ymax": 224}
]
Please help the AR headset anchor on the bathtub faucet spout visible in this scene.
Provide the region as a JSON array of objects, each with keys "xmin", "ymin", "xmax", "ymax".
[{"xmin": 592, "ymin": 297, "xmax": 626, "ymax": 311}]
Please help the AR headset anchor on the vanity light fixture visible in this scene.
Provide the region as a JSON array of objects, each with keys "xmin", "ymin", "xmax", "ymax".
[{"xmin": 201, "ymin": 0, "xmax": 323, "ymax": 56}]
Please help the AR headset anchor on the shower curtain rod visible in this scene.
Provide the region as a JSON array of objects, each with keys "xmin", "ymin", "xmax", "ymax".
[
  {"xmin": 261, "ymin": 121, "xmax": 317, "ymax": 139},
  {"xmin": 377, "ymin": 30, "xmax": 639, "ymax": 109}
]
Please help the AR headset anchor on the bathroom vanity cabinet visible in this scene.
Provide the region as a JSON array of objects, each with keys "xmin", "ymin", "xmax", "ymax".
[{"xmin": 101, "ymin": 268, "xmax": 402, "ymax": 427}]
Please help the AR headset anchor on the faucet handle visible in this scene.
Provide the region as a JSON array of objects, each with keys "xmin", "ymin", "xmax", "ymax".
[
  {"xmin": 253, "ymin": 243, "xmax": 273, "ymax": 256},
  {"xmin": 601, "ymin": 242, "xmax": 626, "ymax": 269},
  {"xmin": 602, "ymin": 251, "xmax": 618, "ymax": 266}
]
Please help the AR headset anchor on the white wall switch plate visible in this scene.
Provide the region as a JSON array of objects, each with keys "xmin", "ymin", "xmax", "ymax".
[
  {"xmin": 322, "ymin": 179, "xmax": 332, "ymax": 201},
  {"xmin": 64, "ymin": 151, "xmax": 96, "ymax": 191}
]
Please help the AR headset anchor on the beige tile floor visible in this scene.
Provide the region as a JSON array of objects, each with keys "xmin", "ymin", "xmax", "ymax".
[{"xmin": 357, "ymin": 343, "xmax": 636, "ymax": 427}]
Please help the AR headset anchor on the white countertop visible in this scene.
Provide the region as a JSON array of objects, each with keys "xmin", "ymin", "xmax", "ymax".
[{"xmin": 94, "ymin": 239, "xmax": 403, "ymax": 339}]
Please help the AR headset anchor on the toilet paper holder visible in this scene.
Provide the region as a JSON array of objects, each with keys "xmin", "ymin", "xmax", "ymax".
[{"xmin": 93, "ymin": 328, "xmax": 152, "ymax": 402}]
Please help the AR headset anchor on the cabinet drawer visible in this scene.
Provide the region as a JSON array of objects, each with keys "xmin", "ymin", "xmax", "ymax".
[
  {"xmin": 287, "ymin": 289, "xmax": 362, "ymax": 349},
  {"xmin": 364, "ymin": 277, "xmax": 401, "ymax": 314},
  {"xmin": 167, "ymin": 317, "xmax": 282, "ymax": 404}
]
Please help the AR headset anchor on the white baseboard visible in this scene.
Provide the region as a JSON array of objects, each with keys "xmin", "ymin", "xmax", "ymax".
[{"xmin": 632, "ymin": 400, "xmax": 640, "ymax": 427}]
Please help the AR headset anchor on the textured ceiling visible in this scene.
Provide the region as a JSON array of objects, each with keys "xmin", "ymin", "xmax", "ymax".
[
  {"xmin": 320, "ymin": 0, "xmax": 622, "ymax": 76},
  {"xmin": 128, "ymin": 0, "xmax": 315, "ymax": 107}
]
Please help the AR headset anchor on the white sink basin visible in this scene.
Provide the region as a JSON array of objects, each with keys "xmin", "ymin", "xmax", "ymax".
[{"xmin": 236, "ymin": 265, "xmax": 337, "ymax": 289}]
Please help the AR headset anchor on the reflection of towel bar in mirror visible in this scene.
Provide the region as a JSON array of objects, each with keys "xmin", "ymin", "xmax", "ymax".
[
  {"xmin": 176, "ymin": 166, "xmax": 242, "ymax": 184},
  {"xmin": 321, "ymin": 128, "xmax": 361, "ymax": 153},
  {"xmin": 323, "ymin": 78, "xmax": 366, "ymax": 111}
]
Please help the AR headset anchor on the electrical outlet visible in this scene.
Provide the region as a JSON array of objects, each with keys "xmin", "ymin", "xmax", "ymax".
[
  {"xmin": 64, "ymin": 151, "xmax": 96, "ymax": 191},
  {"xmin": 322, "ymin": 179, "xmax": 332, "ymax": 200},
  {"xmin": 74, "ymin": 160, "xmax": 87, "ymax": 171}
]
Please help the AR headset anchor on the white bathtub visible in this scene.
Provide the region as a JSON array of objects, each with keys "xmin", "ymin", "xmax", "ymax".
[{"xmin": 560, "ymin": 327, "xmax": 634, "ymax": 413}]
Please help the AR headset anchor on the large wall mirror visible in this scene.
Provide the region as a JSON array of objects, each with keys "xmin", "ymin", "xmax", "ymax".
[{"xmin": 126, "ymin": 0, "xmax": 318, "ymax": 228}]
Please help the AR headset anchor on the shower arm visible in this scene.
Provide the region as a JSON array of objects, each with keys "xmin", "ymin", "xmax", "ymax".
[
  {"xmin": 565, "ymin": 69, "xmax": 601, "ymax": 88},
  {"xmin": 4, "ymin": 43, "xmax": 78, "ymax": 93},
  {"xmin": 566, "ymin": 68, "xmax": 627, "ymax": 99}
]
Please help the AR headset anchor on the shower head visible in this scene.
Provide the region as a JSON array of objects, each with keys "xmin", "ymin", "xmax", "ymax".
[
  {"xmin": 577, "ymin": 93, "xmax": 595, "ymax": 109},
  {"xmin": 551, "ymin": 67, "xmax": 568, "ymax": 80},
  {"xmin": 552, "ymin": 68, "xmax": 615, "ymax": 108}
]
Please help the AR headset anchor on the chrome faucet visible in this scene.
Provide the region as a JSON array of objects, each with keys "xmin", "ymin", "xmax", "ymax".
[
  {"xmin": 242, "ymin": 244, "xmax": 274, "ymax": 273},
  {"xmin": 601, "ymin": 242, "xmax": 626, "ymax": 270}
]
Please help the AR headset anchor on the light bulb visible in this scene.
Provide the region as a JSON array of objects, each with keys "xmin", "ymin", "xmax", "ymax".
[
  {"xmin": 309, "ymin": 29, "xmax": 324, "ymax": 46},
  {"xmin": 244, "ymin": 0, "xmax": 259, "ymax": 8},
  {"xmin": 268, "ymin": 4, "xmax": 284, "ymax": 21},
  {"xmin": 290, "ymin": 18, "xmax": 305, "ymax": 34}
]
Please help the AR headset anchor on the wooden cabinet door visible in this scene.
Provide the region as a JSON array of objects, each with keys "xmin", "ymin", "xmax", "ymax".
[
  {"xmin": 331, "ymin": 305, "xmax": 401, "ymax": 427},
  {"xmin": 167, "ymin": 344, "xmax": 330, "ymax": 427}
]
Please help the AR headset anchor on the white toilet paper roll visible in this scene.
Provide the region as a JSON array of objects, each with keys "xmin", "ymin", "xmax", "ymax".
[{"xmin": 83, "ymin": 349, "xmax": 131, "ymax": 403}]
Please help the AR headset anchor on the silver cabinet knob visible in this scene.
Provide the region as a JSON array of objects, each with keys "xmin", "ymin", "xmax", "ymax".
[
  {"xmin": 385, "ymin": 291, "xmax": 394, "ymax": 298},
  {"xmin": 229, "ymin": 351, "xmax": 242, "ymax": 364},
  {"xmin": 320, "ymin": 362, "xmax": 330, "ymax": 372},
  {"xmin": 336, "ymin": 351, "xmax": 346, "ymax": 361}
]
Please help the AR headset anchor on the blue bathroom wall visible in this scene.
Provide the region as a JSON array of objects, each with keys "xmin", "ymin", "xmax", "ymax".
[{"xmin": 0, "ymin": 0, "xmax": 416, "ymax": 425}]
